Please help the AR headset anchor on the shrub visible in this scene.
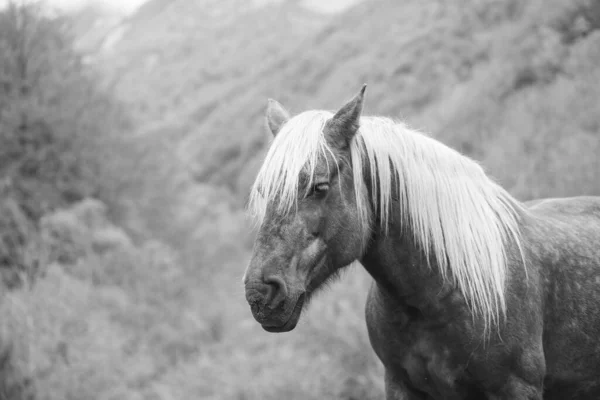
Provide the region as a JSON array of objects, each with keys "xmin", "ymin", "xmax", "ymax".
[
  {"xmin": 0, "ymin": 2, "xmax": 132, "ymax": 286},
  {"xmin": 0, "ymin": 342, "xmax": 36, "ymax": 400}
]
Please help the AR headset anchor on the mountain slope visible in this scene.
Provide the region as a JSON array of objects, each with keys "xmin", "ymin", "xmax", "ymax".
[
  {"xmin": 173, "ymin": 0, "xmax": 600, "ymax": 200},
  {"xmin": 96, "ymin": 0, "xmax": 329, "ymax": 118},
  {"xmin": 78, "ymin": 0, "xmax": 600, "ymax": 214}
]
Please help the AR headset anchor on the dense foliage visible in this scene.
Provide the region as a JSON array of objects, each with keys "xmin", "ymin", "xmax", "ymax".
[{"xmin": 0, "ymin": 2, "xmax": 131, "ymax": 398}]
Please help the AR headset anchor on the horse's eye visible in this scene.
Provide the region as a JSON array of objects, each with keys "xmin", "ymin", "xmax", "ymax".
[{"xmin": 313, "ymin": 182, "xmax": 330, "ymax": 195}]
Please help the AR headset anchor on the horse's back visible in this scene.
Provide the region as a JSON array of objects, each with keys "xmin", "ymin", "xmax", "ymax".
[
  {"xmin": 526, "ymin": 196, "xmax": 600, "ymax": 218},
  {"xmin": 525, "ymin": 195, "xmax": 600, "ymax": 240},
  {"xmin": 523, "ymin": 196, "xmax": 600, "ymax": 399}
]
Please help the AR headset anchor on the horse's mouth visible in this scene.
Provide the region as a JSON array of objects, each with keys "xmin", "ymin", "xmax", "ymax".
[{"xmin": 262, "ymin": 293, "xmax": 305, "ymax": 333}]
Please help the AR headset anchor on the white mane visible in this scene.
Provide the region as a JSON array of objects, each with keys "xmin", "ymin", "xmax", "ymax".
[{"xmin": 249, "ymin": 110, "xmax": 526, "ymax": 332}]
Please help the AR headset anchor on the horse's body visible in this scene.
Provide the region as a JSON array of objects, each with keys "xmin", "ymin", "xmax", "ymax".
[
  {"xmin": 365, "ymin": 196, "xmax": 600, "ymax": 399},
  {"xmin": 243, "ymin": 86, "xmax": 600, "ymax": 399}
]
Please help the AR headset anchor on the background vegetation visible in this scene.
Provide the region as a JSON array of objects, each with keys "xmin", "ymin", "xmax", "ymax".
[{"xmin": 0, "ymin": 0, "xmax": 598, "ymax": 399}]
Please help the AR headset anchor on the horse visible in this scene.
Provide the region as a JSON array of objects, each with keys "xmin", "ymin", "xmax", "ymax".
[{"xmin": 243, "ymin": 85, "xmax": 600, "ymax": 399}]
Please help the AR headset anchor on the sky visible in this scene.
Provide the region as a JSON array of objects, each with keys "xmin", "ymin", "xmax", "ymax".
[
  {"xmin": 302, "ymin": 0, "xmax": 362, "ymax": 14},
  {"xmin": 59, "ymin": 0, "xmax": 146, "ymax": 13},
  {"xmin": 1, "ymin": 0, "xmax": 362, "ymax": 15},
  {"xmin": 52, "ymin": 0, "xmax": 148, "ymax": 13},
  {"xmin": 0, "ymin": 0, "xmax": 364, "ymax": 15},
  {"xmin": 0, "ymin": 0, "xmax": 149, "ymax": 14}
]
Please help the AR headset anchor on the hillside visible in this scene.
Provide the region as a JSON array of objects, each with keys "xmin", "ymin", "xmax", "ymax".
[
  {"xmin": 92, "ymin": 0, "xmax": 600, "ymax": 203},
  {"xmin": 92, "ymin": 0, "xmax": 329, "ymax": 118}
]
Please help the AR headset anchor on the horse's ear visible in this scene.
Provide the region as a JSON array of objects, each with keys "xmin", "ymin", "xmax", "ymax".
[
  {"xmin": 266, "ymin": 99, "xmax": 290, "ymax": 137},
  {"xmin": 328, "ymin": 84, "xmax": 367, "ymax": 148}
]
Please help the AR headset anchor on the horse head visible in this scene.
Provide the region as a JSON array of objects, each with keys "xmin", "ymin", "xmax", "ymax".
[{"xmin": 244, "ymin": 85, "xmax": 370, "ymax": 332}]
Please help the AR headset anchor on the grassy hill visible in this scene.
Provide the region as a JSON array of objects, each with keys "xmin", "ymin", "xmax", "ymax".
[{"xmin": 2, "ymin": 0, "xmax": 599, "ymax": 399}]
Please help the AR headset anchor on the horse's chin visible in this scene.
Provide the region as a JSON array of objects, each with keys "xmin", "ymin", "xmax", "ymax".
[{"xmin": 261, "ymin": 293, "xmax": 305, "ymax": 333}]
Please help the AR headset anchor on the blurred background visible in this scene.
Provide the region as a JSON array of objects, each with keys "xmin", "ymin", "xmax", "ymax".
[{"xmin": 0, "ymin": 0, "xmax": 599, "ymax": 399}]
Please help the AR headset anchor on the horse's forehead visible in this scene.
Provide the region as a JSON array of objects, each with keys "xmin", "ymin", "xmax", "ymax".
[{"xmin": 299, "ymin": 150, "xmax": 335, "ymax": 179}]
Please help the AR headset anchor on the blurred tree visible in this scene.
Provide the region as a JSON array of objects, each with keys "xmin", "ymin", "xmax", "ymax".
[{"xmin": 0, "ymin": 1, "xmax": 128, "ymax": 289}]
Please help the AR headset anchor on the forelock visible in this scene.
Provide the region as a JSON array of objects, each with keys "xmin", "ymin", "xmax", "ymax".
[{"xmin": 249, "ymin": 110, "xmax": 335, "ymax": 221}]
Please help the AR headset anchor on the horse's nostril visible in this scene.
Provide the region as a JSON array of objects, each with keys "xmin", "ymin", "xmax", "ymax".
[{"xmin": 263, "ymin": 275, "xmax": 288, "ymax": 309}]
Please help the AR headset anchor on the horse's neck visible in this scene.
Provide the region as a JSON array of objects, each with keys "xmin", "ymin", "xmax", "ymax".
[{"xmin": 360, "ymin": 222, "xmax": 462, "ymax": 317}]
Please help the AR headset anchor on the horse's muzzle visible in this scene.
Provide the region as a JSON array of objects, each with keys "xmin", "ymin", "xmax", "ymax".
[
  {"xmin": 260, "ymin": 293, "xmax": 305, "ymax": 333},
  {"xmin": 245, "ymin": 281, "xmax": 305, "ymax": 332}
]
